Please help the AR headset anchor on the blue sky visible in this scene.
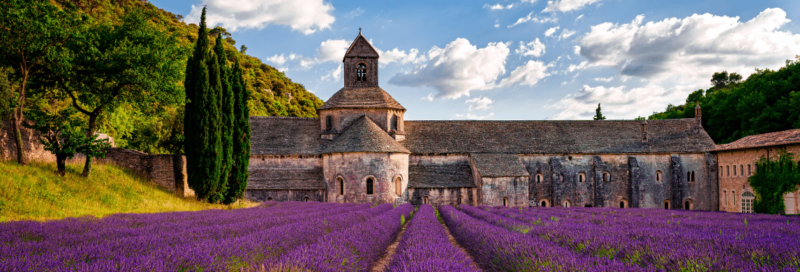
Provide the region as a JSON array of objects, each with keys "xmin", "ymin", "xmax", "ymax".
[{"xmin": 150, "ymin": 0, "xmax": 800, "ymax": 120}]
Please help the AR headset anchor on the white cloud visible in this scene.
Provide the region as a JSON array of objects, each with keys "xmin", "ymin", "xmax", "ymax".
[
  {"xmin": 573, "ymin": 45, "xmax": 581, "ymax": 55},
  {"xmin": 508, "ymin": 12, "xmax": 557, "ymax": 27},
  {"xmin": 559, "ymin": 29, "xmax": 577, "ymax": 40},
  {"xmin": 545, "ymin": 26, "xmax": 560, "ymax": 37},
  {"xmin": 483, "ymin": 3, "xmax": 514, "ymax": 9},
  {"xmin": 594, "ymin": 76, "xmax": 613, "ymax": 82},
  {"xmin": 266, "ymin": 54, "xmax": 288, "ymax": 65},
  {"xmin": 186, "ymin": 0, "xmax": 335, "ymax": 34},
  {"xmin": 455, "ymin": 112, "xmax": 495, "ymax": 120},
  {"xmin": 276, "ymin": 67, "xmax": 288, "ymax": 72},
  {"xmin": 548, "ymin": 84, "xmax": 685, "ymax": 119},
  {"xmin": 516, "ymin": 38, "xmax": 546, "ymax": 57},
  {"xmin": 389, "ymin": 38, "xmax": 511, "ymax": 99},
  {"xmin": 466, "ymin": 96, "xmax": 493, "ymax": 111},
  {"xmin": 543, "ymin": 0, "xmax": 602, "ymax": 13},
  {"xmin": 321, "ymin": 64, "xmax": 343, "ymax": 81},
  {"xmin": 499, "ymin": 60, "xmax": 550, "ymax": 87},
  {"xmin": 317, "ymin": 39, "xmax": 350, "ymax": 63},
  {"xmin": 575, "ymin": 14, "xmax": 584, "ymax": 22},
  {"xmin": 376, "ymin": 48, "xmax": 426, "ymax": 66}
]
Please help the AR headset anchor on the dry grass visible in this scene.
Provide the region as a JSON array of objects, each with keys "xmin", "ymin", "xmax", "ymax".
[{"xmin": 0, "ymin": 160, "xmax": 257, "ymax": 222}]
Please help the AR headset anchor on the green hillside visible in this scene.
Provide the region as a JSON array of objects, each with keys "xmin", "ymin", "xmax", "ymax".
[
  {"xmin": 49, "ymin": 0, "xmax": 323, "ymax": 154},
  {"xmin": 0, "ymin": 161, "xmax": 252, "ymax": 222},
  {"xmin": 648, "ymin": 57, "xmax": 800, "ymax": 144}
]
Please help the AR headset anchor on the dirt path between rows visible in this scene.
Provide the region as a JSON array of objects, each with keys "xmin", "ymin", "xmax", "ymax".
[
  {"xmin": 370, "ymin": 223, "xmax": 409, "ymax": 272},
  {"xmin": 441, "ymin": 220, "xmax": 482, "ymax": 271}
]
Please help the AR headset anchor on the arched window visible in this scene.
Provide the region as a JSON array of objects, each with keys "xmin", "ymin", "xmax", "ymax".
[
  {"xmin": 366, "ymin": 177, "xmax": 374, "ymax": 195},
  {"xmin": 457, "ymin": 195, "xmax": 462, "ymax": 205},
  {"xmin": 723, "ymin": 190, "xmax": 727, "ymax": 206},
  {"xmin": 390, "ymin": 115, "xmax": 398, "ymax": 131},
  {"xmin": 356, "ymin": 63, "xmax": 367, "ymax": 81},
  {"xmin": 684, "ymin": 199, "xmax": 692, "ymax": 210},
  {"xmin": 267, "ymin": 197, "xmax": 273, "ymax": 201},
  {"xmin": 732, "ymin": 190, "xmax": 736, "ymax": 206},
  {"xmin": 687, "ymin": 171, "xmax": 691, "ymax": 182},
  {"xmin": 563, "ymin": 200, "xmax": 571, "ymax": 207},
  {"xmin": 603, "ymin": 171, "xmax": 610, "ymax": 182},
  {"xmin": 692, "ymin": 171, "xmax": 695, "ymax": 182},
  {"xmin": 655, "ymin": 171, "xmax": 663, "ymax": 182},
  {"xmin": 395, "ymin": 177, "xmax": 402, "ymax": 196},
  {"xmin": 540, "ymin": 199, "xmax": 549, "ymax": 207},
  {"xmin": 740, "ymin": 165, "xmax": 744, "ymax": 176},
  {"xmin": 741, "ymin": 191, "xmax": 755, "ymax": 213},
  {"xmin": 719, "ymin": 166, "xmax": 723, "ymax": 176},
  {"xmin": 733, "ymin": 165, "xmax": 737, "ymax": 176},
  {"xmin": 578, "ymin": 172, "xmax": 586, "ymax": 183},
  {"xmin": 748, "ymin": 164, "xmax": 751, "ymax": 176},
  {"xmin": 620, "ymin": 199, "xmax": 627, "ymax": 208},
  {"xmin": 535, "ymin": 173, "xmax": 543, "ymax": 183},
  {"xmin": 727, "ymin": 165, "xmax": 730, "ymax": 177},
  {"xmin": 304, "ymin": 197, "xmax": 309, "ymax": 202},
  {"xmin": 663, "ymin": 200, "xmax": 670, "ymax": 209},
  {"xmin": 423, "ymin": 196, "xmax": 429, "ymax": 204},
  {"xmin": 326, "ymin": 115, "xmax": 333, "ymax": 131},
  {"xmin": 503, "ymin": 198, "xmax": 508, "ymax": 207},
  {"xmin": 338, "ymin": 177, "xmax": 344, "ymax": 195}
]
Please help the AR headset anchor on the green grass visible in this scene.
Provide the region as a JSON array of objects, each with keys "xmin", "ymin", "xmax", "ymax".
[{"xmin": 0, "ymin": 160, "xmax": 254, "ymax": 222}]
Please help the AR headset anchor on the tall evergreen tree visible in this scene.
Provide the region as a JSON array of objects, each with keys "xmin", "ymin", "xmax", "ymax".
[
  {"xmin": 224, "ymin": 56, "xmax": 250, "ymax": 204},
  {"xmin": 185, "ymin": 7, "xmax": 222, "ymax": 201},
  {"xmin": 214, "ymin": 32, "xmax": 234, "ymax": 203},
  {"xmin": 593, "ymin": 103, "xmax": 606, "ymax": 120}
]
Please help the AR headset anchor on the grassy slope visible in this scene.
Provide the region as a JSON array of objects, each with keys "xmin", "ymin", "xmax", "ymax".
[{"xmin": 0, "ymin": 161, "xmax": 252, "ymax": 222}]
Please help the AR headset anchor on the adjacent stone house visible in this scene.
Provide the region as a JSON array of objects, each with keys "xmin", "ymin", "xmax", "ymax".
[
  {"xmin": 714, "ymin": 129, "xmax": 800, "ymax": 214},
  {"xmin": 244, "ymin": 31, "xmax": 721, "ymax": 210}
]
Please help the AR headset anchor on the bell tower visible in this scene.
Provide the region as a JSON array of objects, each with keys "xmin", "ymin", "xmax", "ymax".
[{"xmin": 344, "ymin": 28, "xmax": 379, "ymax": 88}]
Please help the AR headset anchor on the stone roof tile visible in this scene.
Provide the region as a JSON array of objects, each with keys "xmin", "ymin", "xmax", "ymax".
[
  {"xmin": 409, "ymin": 161, "xmax": 475, "ymax": 188},
  {"xmin": 715, "ymin": 128, "xmax": 800, "ymax": 151},
  {"xmin": 319, "ymin": 87, "xmax": 405, "ymax": 110},
  {"xmin": 249, "ymin": 117, "xmax": 320, "ymax": 155},
  {"xmin": 471, "ymin": 153, "xmax": 530, "ymax": 177},
  {"xmin": 322, "ymin": 116, "xmax": 410, "ymax": 154}
]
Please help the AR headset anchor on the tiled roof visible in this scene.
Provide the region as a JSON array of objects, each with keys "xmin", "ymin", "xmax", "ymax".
[
  {"xmin": 322, "ymin": 116, "xmax": 410, "ymax": 154},
  {"xmin": 409, "ymin": 161, "xmax": 476, "ymax": 188},
  {"xmin": 715, "ymin": 129, "xmax": 800, "ymax": 151},
  {"xmin": 249, "ymin": 117, "xmax": 320, "ymax": 155},
  {"xmin": 471, "ymin": 153, "xmax": 530, "ymax": 177},
  {"xmin": 247, "ymin": 168, "xmax": 325, "ymax": 190},
  {"xmin": 319, "ymin": 87, "xmax": 405, "ymax": 110},
  {"xmin": 342, "ymin": 33, "xmax": 379, "ymax": 61},
  {"xmin": 402, "ymin": 119, "xmax": 715, "ymax": 154}
]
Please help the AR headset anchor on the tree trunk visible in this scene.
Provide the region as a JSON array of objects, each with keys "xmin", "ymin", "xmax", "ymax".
[
  {"xmin": 56, "ymin": 154, "xmax": 67, "ymax": 177},
  {"xmin": 11, "ymin": 74, "xmax": 27, "ymax": 166},
  {"xmin": 81, "ymin": 112, "xmax": 99, "ymax": 177}
]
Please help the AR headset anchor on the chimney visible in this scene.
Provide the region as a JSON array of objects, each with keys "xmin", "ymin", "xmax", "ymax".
[
  {"xmin": 640, "ymin": 120, "xmax": 648, "ymax": 143},
  {"xmin": 694, "ymin": 102, "xmax": 702, "ymax": 128}
]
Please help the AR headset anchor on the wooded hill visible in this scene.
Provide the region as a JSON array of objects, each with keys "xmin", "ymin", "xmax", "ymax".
[
  {"xmin": 648, "ymin": 57, "xmax": 800, "ymax": 144},
  {"xmin": 45, "ymin": 0, "xmax": 323, "ymax": 154}
]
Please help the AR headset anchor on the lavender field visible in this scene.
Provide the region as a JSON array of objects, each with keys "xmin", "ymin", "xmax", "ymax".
[{"xmin": 1, "ymin": 202, "xmax": 799, "ymax": 271}]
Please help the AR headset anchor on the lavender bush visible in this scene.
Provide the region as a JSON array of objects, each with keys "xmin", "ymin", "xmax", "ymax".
[{"xmin": 385, "ymin": 204, "xmax": 478, "ymax": 272}]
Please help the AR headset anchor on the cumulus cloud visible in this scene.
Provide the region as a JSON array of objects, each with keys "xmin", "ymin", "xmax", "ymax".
[
  {"xmin": 321, "ymin": 64, "xmax": 343, "ymax": 81},
  {"xmin": 376, "ymin": 48, "xmax": 426, "ymax": 66},
  {"xmin": 516, "ymin": 38, "xmax": 546, "ymax": 57},
  {"xmin": 186, "ymin": 0, "xmax": 335, "ymax": 34},
  {"xmin": 545, "ymin": 26, "xmax": 560, "ymax": 37},
  {"xmin": 389, "ymin": 38, "xmax": 511, "ymax": 99},
  {"xmin": 508, "ymin": 12, "xmax": 557, "ymax": 27},
  {"xmin": 559, "ymin": 29, "xmax": 576, "ymax": 40},
  {"xmin": 552, "ymin": 8, "xmax": 800, "ymax": 119},
  {"xmin": 484, "ymin": 3, "xmax": 514, "ymax": 9},
  {"xmin": 266, "ymin": 54, "xmax": 288, "ymax": 66},
  {"xmin": 466, "ymin": 96, "xmax": 493, "ymax": 111},
  {"xmin": 317, "ymin": 39, "xmax": 350, "ymax": 63},
  {"xmin": 498, "ymin": 60, "xmax": 551, "ymax": 87},
  {"xmin": 455, "ymin": 112, "xmax": 495, "ymax": 120},
  {"xmin": 543, "ymin": 0, "xmax": 602, "ymax": 13}
]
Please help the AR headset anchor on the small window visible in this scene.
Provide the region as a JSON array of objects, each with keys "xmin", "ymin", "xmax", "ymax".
[
  {"xmin": 356, "ymin": 63, "xmax": 367, "ymax": 81},
  {"xmin": 536, "ymin": 174, "xmax": 543, "ymax": 183},
  {"xmin": 304, "ymin": 197, "xmax": 309, "ymax": 202},
  {"xmin": 684, "ymin": 200, "xmax": 692, "ymax": 210},
  {"xmin": 366, "ymin": 177, "xmax": 374, "ymax": 195},
  {"xmin": 267, "ymin": 197, "xmax": 273, "ymax": 201},
  {"xmin": 564, "ymin": 200, "xmax": 571, "ymax": 207},
  {"xmin": 326, "ymin": 115, "xmax": 333, "ymax": 131},
  {"xmin": 692, "ymin": 171, "xmax": 695, "ymax": 182},
  {"xmin": 732, "ymin": 190, "xmax": 736, "ymax": 206},
  {"xmin": 338, "ymin": 177, "xmax": 344, "ymax": 195},
  {"xmin": 727, "ymin": 165, "xmax": 730, "ymax": 177},
  {"xmin": 740, "ymin": 165, "xmax": 744, "ymax": 176},
  {"xmin": 541, "ymin": 200, "xmax": 547, "ymax": 207},
  {"xmin": 748, "ymin": 165, "xmax": 751, "ymax": 176},
  {"xmin": 687, "ymin": 171, "xmax": 691, "ymax": 182},
  {"xmin": 723, "ymin": 190, "xmax": 727, "ymax": 206},
  {"xmin": 664, "ymin": 200, "xmax": 670, "ymax": 209},
  {"xmin": 655, "ymin": 171, "xmax": 663, "ymax": 182},
  {"xmin": 391, "ymin": 115, "xmax": 398, "ymax": 131},
  {"xmin": 423, "ymin": 196, "xmax": 429, "ymax": 204},
  {"xmin": 457, "ymin": 195, "xmax": 462, "ymax": 205},
  {"xmin": 719, "ymin": 166, "xmax": 723, "ymax": 175},
  {"xmin": 733, "ymin": 165, "xmax": 737, "ymax": 176},
  {"xmin": 503, "ymin": 198, "xmax": 509, "ymax": 207},
  {"xmin": 741, "ymin": 192, "xmax": 755, "ymax": 213},
  {"xmin": 395, "ymin": 177, "xmax": 402, "ymax": 196},
  {"xmin": 578, "ymin": 173, "xmax": 586, "ymax": 183},
  {"xmin": 603, "ymin": 172, "xmax": 610, "ymax": 182}
]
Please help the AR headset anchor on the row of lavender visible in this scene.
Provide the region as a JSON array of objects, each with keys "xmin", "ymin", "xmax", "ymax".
[
  {"xmin": 462, "ymin": 205, "xmax": 800, "ymax": 271},
  {"xmin": 0, "ymin": 202, "xmax": 411, "ymax": 271}
]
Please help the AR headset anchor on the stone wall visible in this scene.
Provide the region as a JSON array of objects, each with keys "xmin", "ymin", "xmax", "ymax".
[
  {"xmin": 480, "ymin": 177, "xmax": 529, "ymax": 207},
  {"xmin": 245, "ymin": 189, "xmax": 325, "ymax": 202},
  {"xmin": 0, "ymin": 120, "xmax": 56, "ymax": 162},
  {"xmin": 407, "ymin": 187, "xmax": 476, "ymax": 207},
  {"xmin": 716, "ymin": 144, "xmax": 800, "ymax": 214},
  {"xmin": 97, "ymin": 148, "xmax": 194, "ymax": 197},
  {"xmin": 323, "ymin": 152, "xmax": 409, "ymax": 205},
  {"xmin": 319, "ymin": 108, "xmax": 404, "ymax": 139}
]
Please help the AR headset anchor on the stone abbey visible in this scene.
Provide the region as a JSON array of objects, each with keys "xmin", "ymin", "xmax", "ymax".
[{"xmin": 243, "ymin": 32, "xmax": 724, "ymax": 210}]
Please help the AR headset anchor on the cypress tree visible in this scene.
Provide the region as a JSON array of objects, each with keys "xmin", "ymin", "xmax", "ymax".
[
  {"xmin": 204, "ymin": 44, "xmax": 224, "ymax": 201},
  {"xmin": 224, "ymin": 56, "xmax": 250, "ymax": 204},
  {"xmin": 184, "ymin": 7, "xmax": 222, "ymax": 201},
  {"xmin": 215, "ymin": 33, "xmax": 234, "ymax": 202}
]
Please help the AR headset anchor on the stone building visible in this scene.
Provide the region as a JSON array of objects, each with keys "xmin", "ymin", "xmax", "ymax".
[
  {"xmin": 714, "ymin": 129, "xmax": 800, "ymax": 214},
  {"xmin": 244, "ymin": 31, "xmax": 721, "ymax": 210}
]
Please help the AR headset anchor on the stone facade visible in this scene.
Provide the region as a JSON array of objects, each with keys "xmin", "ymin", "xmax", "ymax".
[{"xmin": 715, "ymin": 131, "xmax": 800, "ymax": 214}]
